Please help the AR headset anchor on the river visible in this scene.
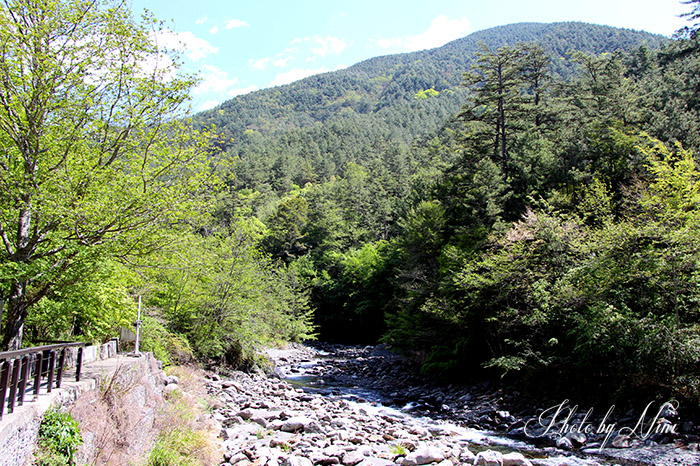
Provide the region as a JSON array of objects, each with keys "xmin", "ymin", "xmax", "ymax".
[{"xmin": 265, "ymin": 344, "xmax": 699, "ymax": 466}]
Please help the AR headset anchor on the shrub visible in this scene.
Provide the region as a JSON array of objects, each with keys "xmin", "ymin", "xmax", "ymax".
[{"xmin": 33, "ymin": 407, "xmax": 82, "ymax": 466}]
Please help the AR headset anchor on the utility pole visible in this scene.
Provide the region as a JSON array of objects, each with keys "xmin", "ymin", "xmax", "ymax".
[{"xmin": 134, "ymin": 295, "xmax": 142, "ymax": 355}]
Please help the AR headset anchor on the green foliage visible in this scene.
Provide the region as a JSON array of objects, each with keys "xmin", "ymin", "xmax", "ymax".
[
  {"xmin": 146, "ymin": 428, "xmax": 210, "ymax": 466},
  {"xmin": 0, "ymin": 0, "xmax": 218, "ymax": 350},
  {"xmin": 34, "ymin": 407, "xmax": 82, "ymax": 466},
  {"xmin": 414, "ymin": 88, "xmax": 440, "ymax": 100},
  {"xmin": 140, "ymin": 316, "xmax": 195, "ymax": 367},
  {"xmin": 25, "ymin": 261, "xmax": 137, "ymax": 345},
  {"xmin": 147, "ymin": 227, "xmax": 315, "ymax": 367},
  {"xmin": 390, "ymin": 444, "xmax": 407, "ymax": 456}
]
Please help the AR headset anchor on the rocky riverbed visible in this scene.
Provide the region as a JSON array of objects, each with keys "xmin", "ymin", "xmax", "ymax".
[{"xmin": 205, "ymin": 344, "xmax": 700, "ymax": 466}]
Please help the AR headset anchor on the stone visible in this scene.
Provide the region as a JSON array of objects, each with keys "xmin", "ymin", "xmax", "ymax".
[
  {"xmin": 221, "ymin": 428, "xmax": 238, "ymax": 440},
  {"xmin": 356, "ymin": 458, "xmax": 394, "ymax": 466},
  {"xmin": 281, "ymin": 416, "xmax": 316, "ymax": 433},
  {"xmin": 404, "ymin": 446, "xmax": 445, "ymax": 466},
  {"xmin": 284, "ymin": 456, "xmax": 313, "ymax": 466},
  {"xmin": 398, "ymin": 440, "xmax": 417, "ymax": 452},
  {"xmin": 164, "ymin": 374, "xmax": 179, "ymax": 385},
  {"xmin": 565, "ymin": 431, "xmax": 586, "ymax": 447},
  {"xmin": 163, "ymin": 383, "xmax": 179, "ymax": 395},
  {"xmin": 305, "ymin": 420, "xmax": 325, "ymax": 434},
  {"xmin": 342, "ymin": 450, "xmax": 368, "ymax": 466},
  {"xmin": 252, "ymin": 417, "xmax": 269, "ymax": 428},
  {"xmin": 555, "ymin": 436, "xmax": 573, "ymax": 450},
  {"xmin": 501, "ymin": 452, "xmax": 533, "ymax": 466},
  {"xmin": 611, "ymin": 433, "xmax": 633, "ymax": 448},
  {"xmin": 459, "ymin": 448, "xmax": 476, "ymax": 463},
  {"xmin": 473, "ymin": 450, "xmax": 503, "ymax": 466}
]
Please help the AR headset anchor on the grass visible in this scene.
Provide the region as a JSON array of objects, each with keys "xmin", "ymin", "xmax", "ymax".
[{"xmin": 144, "ymin": 366, "xmax": 221, "ymax": 466}]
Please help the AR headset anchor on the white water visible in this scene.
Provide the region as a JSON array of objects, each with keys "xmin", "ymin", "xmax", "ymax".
[{"xmin": 283, "ymin": 352, "xmax": 613, "ymax": 466}]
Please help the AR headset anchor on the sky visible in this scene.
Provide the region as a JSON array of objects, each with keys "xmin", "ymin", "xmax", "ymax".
[{"xmin": 129, "ymin": 0, "xmax": 691, "ymax": 112}]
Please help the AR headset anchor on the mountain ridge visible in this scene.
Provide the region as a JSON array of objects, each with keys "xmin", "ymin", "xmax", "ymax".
[{"xmin": 194, "ymin": 21, "xmax": 666, "ymax": 194}]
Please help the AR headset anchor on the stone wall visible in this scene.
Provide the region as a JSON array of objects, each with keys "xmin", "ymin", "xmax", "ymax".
[
  {"xmin": 0, "ymin": 342, "xmax": 161, "ymax": 466},
  {"xmin": 69, "ymin": 352, "xmax": 166, "ymax": 465}
]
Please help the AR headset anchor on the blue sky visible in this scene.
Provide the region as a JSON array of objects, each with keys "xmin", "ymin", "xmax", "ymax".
[{"xmin": 130, "ymin": 0, "xmax": 690, "ymax": 112}]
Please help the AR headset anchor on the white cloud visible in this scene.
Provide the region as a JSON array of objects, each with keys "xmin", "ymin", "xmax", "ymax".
[
  {"xmin": 196, "ymin": 16, "xmax": 208, "ymax": 25},
  {"xmin": 269, "ymin": 65, "xmax": 345, "ymax": 87},
  {"xmin": 291, "ymin": 35, "xmax": 348, "ymax": 59},
  {"xmin": 157, "ymin": 31, "xmax": 218, "ymax": 62},
  {"xmin": 225, "ymin": 19, "xmax": 250, "ymax": 29},
  {"xmin": 193, "ymin": 64, "xmax": 239, "ymax": 95},
  {"xmin": 209, "ymin": 26, "xmax": 219, "ymax": 35},
  {"xmin": 375, "ymin": 15, "xmax": 470, "ymax": 52},
  {"xmin": 273, "ymin": 56, "xmax": 291, "ymax": 68},
  {"xmin": 249, "ymin": 57, "xmax": 270, "ymax": 70}
]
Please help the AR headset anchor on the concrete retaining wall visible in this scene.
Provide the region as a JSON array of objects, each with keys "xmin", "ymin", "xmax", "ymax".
[{"xmin": 0, "ymin": 340, "xmax": 136, "ymax": 466}]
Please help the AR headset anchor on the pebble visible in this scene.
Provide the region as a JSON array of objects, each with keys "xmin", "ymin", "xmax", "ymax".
[{"xmin": 206, "ymin": 346, "xmax": 692, "ymax": 466}]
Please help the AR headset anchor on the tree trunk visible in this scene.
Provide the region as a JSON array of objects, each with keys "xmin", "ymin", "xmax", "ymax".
[{"xmin": 1, "ymin": 282, "xmax": 29, "ymax": 351}]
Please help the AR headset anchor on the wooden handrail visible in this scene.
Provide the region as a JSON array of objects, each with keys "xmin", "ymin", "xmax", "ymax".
[
  {"xmin": 0, "ymin": 342, "xmax": 86, "ymax": 420},
  {"xmin": 0, "ymin": 342, "xmax": 84, "ymax": 361}
]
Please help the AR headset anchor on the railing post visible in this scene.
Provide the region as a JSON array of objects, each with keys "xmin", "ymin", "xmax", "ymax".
[
  {"xmin": 33, "ymin": 352, "xmax": 43, "ymax": 400},
  {"xmin": 7, "ymin": 358, "xmax": 21, "ymax": 414},
  {"xmin": 47, "ymin": 351, "xmax": 55, "ymax": 393},
  {"xmin": 76, "ymin": 347, "xmax": 83, "ymax": 382},
  {"xmin": 17, "ymin": 356, "xmax": 29, "ymax": 405},
  {"xmin": 56, "ymin": 349, "xmax": 66, "ymax": 388},
  {"xmin": 0, "ymin": 360, "xmax": 10, "ymax": 420},
  {"xmin": 41, "ymin": 349, "xmax": 50, "ymax": 377}
]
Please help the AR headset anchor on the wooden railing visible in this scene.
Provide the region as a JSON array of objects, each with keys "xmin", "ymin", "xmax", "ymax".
[{"xmin": 0, "ymin": 342, "xmax": 85, "ymax": 420}]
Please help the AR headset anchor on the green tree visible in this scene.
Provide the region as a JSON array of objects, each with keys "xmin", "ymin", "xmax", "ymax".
[
  {"xmin": 461, "ymin": 44, "xmax": 526, "ymax": 174},
  {"xmin": 0, "ymin": 0, "xmax": 215, "ymax": 350}
]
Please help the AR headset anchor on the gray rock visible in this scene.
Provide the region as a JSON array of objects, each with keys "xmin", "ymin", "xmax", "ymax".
[
  {"xmin": 221, "ymin": 428, "xmax": 238, "ymax": 440},
  {"xmin": 502, "ymin": 452, "xmax": 533, "ymax": 466},
  {"xmin": 556, "ymin": 436, "xmax": 573, "ymax": 450},
  {"xmin": 473, "ymin": 450, "xmax": 503, "ymax": 466},
  {"xmin": 356, "ymin": 458, "xmax": 394, "ymax": 466},
  {"xmin": 164, "ymin": 375, "xmax": 179, "ymax": 385},
  {"xmin": 251, "ymin": 417, "xmax": 269, "ymax": 428},
  {"xmin": 459, "ymin": 448, "xmax": 476, "ymax": 463},
  {"xmin": 404, "ymin": 446, "xmax": 445, "ymax": 466},
  {"xmin": 284, "ymin": 457, "xmax": 313, "ymax": 466},
  {"xmin": 228, "ymin": 452, "xmax": 250, "ymax": 464},
  {"xmin": 305, "ymin": 420, "xmax": 325, "ymax": 434},
  {"xmin": 281, "ymin": 416, "xmax": 314, "ymax": 433},
  {"xmin": 164, "ymin": 383, "xmax": 179, "ymax": 395},
  {"xmin": 342, "ymin": 450, "xmax": 368, "ymax": 466},
  {"xmin": 565, "ymin": 431, "xmax": 586, "ymax": 447}
]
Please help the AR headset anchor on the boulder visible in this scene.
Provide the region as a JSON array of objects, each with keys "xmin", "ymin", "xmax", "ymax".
[
  {"xmin": 473, "ymin": 450, "xmax": 503, "ymax": 466},
  {"xmin": 555, "ymin": 436, "xmax": 573, "ymax": 450},
  {"xmin": 404, "ymin": 446, "xmax": 445, "ymax": 466},
  {"xmin": 356, "ymin": 458, "xmax": 394, "ymax": 466},
  {"xmin": 342, "ymin": 450, "xmax": 367, "ymax": 466},
  {"xmin": 281, "ymin": 416, "xmax": 314, "ymax": 433},
  {"xmin": 284, "ymin": 456, "xmax": 314, "ymax": 466},
  {"xmin": 502, "ymin": 452, "xmax": 533, "ymax": 466}
]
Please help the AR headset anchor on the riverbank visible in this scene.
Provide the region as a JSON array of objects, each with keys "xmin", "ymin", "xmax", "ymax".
[
  {"xmin": 205, "ymin": 343, "xmax": 699, "ymax": 466},
  {"xmin": 208, "ymin": 360, "xmax": 557, "ymax": 466}
]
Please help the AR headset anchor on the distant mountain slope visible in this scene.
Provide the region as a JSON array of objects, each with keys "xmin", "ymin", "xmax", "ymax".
[{"xmin": 195, "ymin": 22, "xmax": 665, "ymax": 194}]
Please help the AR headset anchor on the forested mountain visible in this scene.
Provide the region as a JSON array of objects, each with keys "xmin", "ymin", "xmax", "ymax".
[
  {"xmin": 191, "ymin": 18, "xmax": 700, "ymax": 406},
  {"xmin": 195, "ymin": 22, "xmax": 665, "ymax": 197}
]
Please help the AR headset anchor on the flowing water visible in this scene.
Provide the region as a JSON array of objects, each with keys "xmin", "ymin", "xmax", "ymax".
[{"xmin": 280, "ymin": 349, "xmax": 624, "ymax": 466}]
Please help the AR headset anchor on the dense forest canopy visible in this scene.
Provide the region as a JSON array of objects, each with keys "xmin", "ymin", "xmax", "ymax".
[{"xmin": 2, "ymin": 0, "xmax": 700, "ymax": 409}]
